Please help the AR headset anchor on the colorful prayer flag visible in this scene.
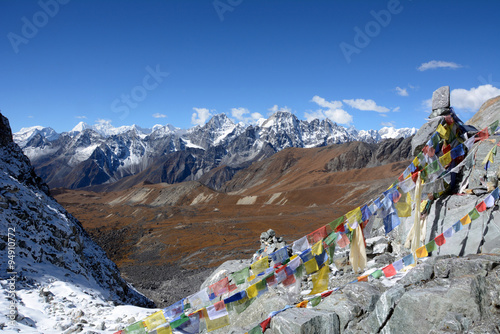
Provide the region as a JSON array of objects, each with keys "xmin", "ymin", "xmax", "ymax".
[
  {"xmin": 312, "ymin": 240, "xmax": 324, "ymax": 256},
  {"xmin": 310, "ymin": 295, "xmax": 322, "ymax": 307},
  {"xmin": 270, "ymin": 246, "xmax": 289, "ymax": 265},
  {"xmin": 260, "ymin": 318, "xmax": 272, "ymax": 332},
  {"xmin": 371, "ymin": 269, "xmax": 383, "ymax": 279},
  {"xmin": 416, "ymin": 245, "xmax": 428, "ymax": 258},
  {"xmin": 395, "ymin": 192, "xmax": 412, "ymax": 217},
  {"xmin": 125, "ymin": 321, "xmax": 146, "ymax": 334},
  {"xmin": 439, "ymin": 151, "xmax": 452, "ymax": 167},
  {"xmin": 310, "ymin": 264, "xmax": 330, "ymax": 294},
  {"xmin": 337, "ymin": 232, "xmax": 350, "ymax": 248},
  {"xmin": 299, "ymin": 248, "xmax": 314, "ymax": 263},
  {"xmin": 453, "ymin": 221, "xmax": 463, "ymax": 232},
  {"xmin": 402, "ymin": 254, "xmax": 414, "ymax": 266},
  {"xmin": 443, "ymin": 226, "xmax": 454, "ymax": 238},
  {"xmin": 382, "ymin": 264, "xmax": 397, "ymax": 278},
  {"xmin": 484, "ymin": 194, "xmax": 495, "ymax": 208},
  {"xmin": 288, "ymin": 255, "xmax": 301, "ymax": 272},
  {"xmin": 304, "ymin": 257, "xmax": 319, "ymax": 275},
  {"xmin": 315, "ymin": 250, "xmax": 329, "ymax": 267},
  {"xmin": 292, "ymin": 236, "xmax": 310, "ymax": 254},
  {"xmin": 329, "ymin": 216, "xmax": 345, "ymax": 231},
  {"xmin": 346, "ymin": 207, "xmax": 362, "ymax": 228},
  {"xmin": 468, "ymin": 208, "xmax": 480, "ymax": 220},
  {"xmin": 232, "ymin": 267, "xmax": 250, "ymax": 285},
  {"xmin": 201, "ymin": 308, "xmax": 230, "ymax": 332},
  {"xmin": 307, "ymin": 225, "xmax": 328, "ymax": 244},
  {"xmin": 143, "ymin": 311, "xmax": 167, "ymax": 332},
  {"xmin": 476, "ymin": 201, "xmax": 487, "ymax": 213},
  {"xmin": 425, "ymin": 240, "xmax": 438, "ymax": 253},
  {"xmin": 296, "ymin": 300, "xmax": 308, "ymax": 308},
  {"xmin": 247, "ymin": 325, "xmax": 263, "ymax": 334},
  {"xmin": 392, "ymin": 259, "xmax": 404, "ymax": 271},
  {"xmin": 434, "ymin": 233, "xmax": 446, "ymax": 246},
  {"xmin": 383, "ymin": 212, "xmax": 401, "ymax": 234},
  {"xmin": 246, "ymin": 283, "xmax": 258, "ymax": 299},
  {"xmin": 251, "ymin": 256, "xmax": 269, "ymax": 275},
  {"xmin": 437, "ymin": 123, "xmax": 450, "ymax": 140},
  {"xmin": 460, "ymin": 214, "xmax": 471, "ymax": 226},
  {"xmin": 451, "ymin": 144, "xmax": 465, "ymax": 159},
  {"xmin": 163, "ymin": 300, "xmax": 184, "ymax": 320},
  {"xmin": 488, "ymin": 119, "xmax": 499, "ymax": 135},
  {"xmin": 492, "ymin": 187, "xmax": 500, "ymax": 200}
]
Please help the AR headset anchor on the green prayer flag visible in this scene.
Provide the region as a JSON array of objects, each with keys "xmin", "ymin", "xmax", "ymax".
[
  {"xmin": 232, "ymin": 267, "xmax": 250, "ymax": 285},
  {"xmin": 425, "ymin": 240, "xmax": 438, "ymax": 253},
  {"xmin": 329, "ymin": 216, "xmax": 345, "ymax": 231},
  {"xmin": 371, "ymin": 269, "xmax": 383, "ymax": 279},
  {"xmin": 469, "ymin": 208, "xmax": 480, "ymax": 220},
  {"xmin": 125, "ymin": 321, "xmax": 147, "ymax": 334},
  {"xmin": 294, "ymin": 264, "xmax": 305, "ymax": 279},
  {"xmin": 324, "ymin": 231, "xmax": 338, "ymax": 246},
  {"xmin": 488, "ymin": 119, "xmax": 499, "ymax": 135},
  {"xmin": 310, "ymin": 296, "xmax": 322, "ymax": 307},
  {"xmin": 429, "ymin": 160, "xmax": 440, "ymax": 174},
  {"xmin": 417, "ymin": 152, "xmax": 425, "ymax": 167},
  {"xmin": 233, "ymin": 296, "xmax": 255, "ymax": 314},
  {"xmin": 282, "ymin": 258, "xmax": 291, "ymax": 265},
  {"xmin": 170, "ymin": 314, "xmax": 189, "ymax": 329},
  {"xmin": 327, "ymin": 244, "xmax": 336, "ymax": 265},
  {"xmin": 256, "ymin": 278, "xmax": 267, "ymax": 291},
  {"xmin": 493, "ymin": 145, "xmax": 497, "ymax": 155},
  {"xmin": 248, "ymin": 325, "xmax": 264, "ymax": 334}
]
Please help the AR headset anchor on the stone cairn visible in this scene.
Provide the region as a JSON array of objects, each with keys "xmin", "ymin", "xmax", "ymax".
[{"xmin": 251, "ymin": 229, "xmax": 287, "ymax": 263}]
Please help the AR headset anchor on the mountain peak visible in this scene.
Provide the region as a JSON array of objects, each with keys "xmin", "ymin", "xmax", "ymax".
[{"xmin": 71, "ymin": 121, "xmax": 90, "ymax": 133}]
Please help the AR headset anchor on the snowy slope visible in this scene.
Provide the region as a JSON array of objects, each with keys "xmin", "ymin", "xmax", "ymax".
[{"xmin": 0, "ymin": 113, "xmax": 153, "ymax": 333}]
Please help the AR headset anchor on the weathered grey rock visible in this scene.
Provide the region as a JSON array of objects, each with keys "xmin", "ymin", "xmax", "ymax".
[
  {"xmin": 466, "ymin": 95, "xmax": 500, "ymax": 130},
  {"xmin": 431, "ymin": 86, "xmax": 450, "ymax": 111},
  {"xmin": 268, "ymin": 308, "xmax": 340, "ymax": 334},
  {"xmin": 398, "ymin": 261, "xmax": 434, "ymax": 285},
  {"xmin": 425, "ymin": 192, "xmax": 500, "ymax": 257},
  {"xmin": 464, "ymin": 135, "xmax": 500, "ymax": 192},
  {"xmin": 411, "ymin": 116, "xmax": 444, "ymax": 156}
]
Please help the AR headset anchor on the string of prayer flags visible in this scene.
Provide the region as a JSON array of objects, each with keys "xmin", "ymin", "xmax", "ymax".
[
  {"xmin": 282, "ymin": 272, "xmax": 296, "ymax": 287},
  {"xmin": 381, "ymin": 264, "xmax": 397, "ymax": 278},
  {"xmin": 224, "ymin": 291, "xmax": 246, "ymax": 304},
  {"xmin": 307, "ymin": 225, "xmax": 328, "ymax": 244},
  {"xmin": 453, "ymin": 220, "xmax": 463, "ymax": 232},
  {"xmin": 443, "ymin": 226, "xmax": 454, "ymax": 238},
  {"xmin": 315, "ymin": 249, "xmax": 329, "ymax": 267},
  {"xmin": 383, "ymin": 212, "xmax": 401, "ymax": 234},
  {"xmin": 299, "ymin": 249, "xmax": 314, "ymax": 263},
  {"xmin": 232, "ymin": 295, "xmax": 255, "ymax": 314},
  {"xmin": 260, "ymin": 317, "xmax": 272, "ymax": 332},
  {"xmin": 439, "ymin": 151, "xmax": 452, "ymax": 167},
  {"xmin": 163, "ymin": 299, "xmax": 184, "ymax": 320},
  {"xmin": 176, "ymin": 314, "xmax": 200, "ymax": 334},
  {"xmin": 475, "ymin": 128, "xmax": 489, "ymax": 142},
  {"xmin": 246, "ymin": 282, "xmax": 259, "ymax": 299},
  {"xmin": 468, "ymin": 208, "xmax": 480, "ymax": 221},
  {"xmin": 488, "ymin": 119, "xmax": 499, "ymax": 135},
  {"xmin": 251, "ymin": 256, "xmax": 269, "ymax": 275},
  {"xmin": 170, "ymin": 314, "xmax": 190, "ymax": 329},
  {"xmin": 310, "ymin": 264, "xmax": 330, "ymax": 294},
  {"xmin": 143, "ymin": 311, "xmax": 167, "ymax": 332},
  {"xmin": 206, "ymin": 301, "xmax": 228, "ymax": 320},
  {"xmin": 402, "ymin": 253, "xmax": 414, "ymax": 266},
  {"xmin": 345, "ymin": 207, "xmax": 362, "ymax": 230},
  {"xmin": 485, "ymin": 194, "xmax": 496, "ymax": 208},
  {"xmin": 247, "ymin": 325, "xmax": 264, "ymax": 334},
  {"xmin": 150, "ymin": 324, "xmax": 172, "ymax": 334},
  {"xmin": 296, "ymin": 300, "xmax": 308, "ymax": 308},
  {"xmin": 324, "ymin": 231, "xmax": 338, "ymax": 247},
  {"xmin": 416, "ymin": 245, "xmax": 428, "ymax": 258},
  {"xmin": 451, "ymin": 144, "xmax": 465, "ymax": 160},
  {"xmin": 361, "ymin": 204, "xmax": 372, "ymax": 221},
  {"xmin": 434, "ymin": 233, "xmax": 446, "ymax": 247},
  {"xmin": 395, "ymin": 191, "xmax": 412, "ymax": 217},
  {"xmin": 288, "ymin": 255, "xmax": 301, "ymax": 272},
  {"xmin": 292, "ymin": 236, "xmax": 310, "ymax": 254},
  {"xmin": 437, "ymin": 123, "xmax": 450, "ymax": 140}
]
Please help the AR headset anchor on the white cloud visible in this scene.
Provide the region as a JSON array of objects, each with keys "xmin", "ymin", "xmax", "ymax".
[
  {"xmin": 309, "ymin": 96, "xmax": 352, "ymax": 125},
  {"xmin": 418, "ymin": 60, "xmax": 463, "ymax": 71},
  {"xmin": 343, "ymin": 99, "xmax": 390, "ymax": 113},
  {"xmin": 451, "ymin": 84, "xmax": 500, "ymax": 111},
  {"xmin": 230, "ymin": 107, "xmax": 264, "ymax": 124},
  {"xmin": 422, "ymin": 98, "xmax": 432, "ymax": 110},
  {"xmin": 381, "ymin": 121, "xmax": 395, "ymax": 127},
  {"xmin": 191, "ymin": 107, "xmax": 212, "ymax": 126},
  {"xmin": 395, "ymin": 87, "xmax": 409, "ymax": 96},
  {"xmin": 268, "ymin": 104, "xmax": 292, "ymax": 114},
  {"xmin": 268, "ymin": 105, "xmax": 279, "ymax": 113},
  {"xmin": 393, "ymin": 106, "xmax": 400, "ymax": 112},
  {"xmin": 75, "ymin": 115, "xmax": 87, "ymax": 119},
  {"xmin": 152, "ymin": 113, "xmax": 167, "ymax": 118},
  {"xmin": 96, "ymin": 119, "xmax": 112, "ymax": 125},
  {"xmin": 28, "ymin": 115, "xmax": 34, "ymax": 118},
  {"xmin": 311, "ymin": 95, "xmax": 343, "ymax": 110}
]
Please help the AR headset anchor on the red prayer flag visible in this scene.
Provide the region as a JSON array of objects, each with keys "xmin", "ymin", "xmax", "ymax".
[
  {"xmin": 321, "ymin": 290, "xmax": 333, "ymax": 298},
  {"xmin": 307, "ymin": 225, "xmax": 328, "ymax": 244},
  {"xmin": 266, "ymin": 275, "xmax": 277, "ymax": 286},
  {"xmin": 434, "ymin": 233, "xmax": 446, "ymax": 246},
  {"xmin": 260, "ymin": 317, "xmax": 272, "ymax": 332},
  {"xmin": 476, "ymin": 201, "xmax": 487, "ymax": 213},
  {"xmin": 209, "ymin": 277, "xmax": 229, "ymax": 296},
  {"xmin": 214, "ymin": 301, "xmax": 225, "ymax": 311},
  {"xmin": 475, "ymin": 128, "xmax": 489, "ymax": 142},
  {"xmin": 398, "ymin": 173, "xmax": 404, "ymax": 182},
  {"xmin": 445, "ymin": 115, "xmax": 454, "ymax": 125},
  {"xmin": 335, "ymin": 223, "xmax": 345, "ymax": 233},
  {"xmin": 411, "ymin": 171, "xmax": 419, "ymax": 183},
  {"xmin": 282, "ymin": 274, "xmax": 296, "ymax": 286},
  {"xmin": 382, "ymin": 264, "xmax": 397, "ymax": 278}
]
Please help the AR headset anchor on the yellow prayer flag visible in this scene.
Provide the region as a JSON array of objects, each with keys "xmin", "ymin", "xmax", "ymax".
[
  {"xmin": 246, "ymin": 283, "xmax": 258, "ymax": 299},
  {"xmin": 420, "ymin": 199, "xmax": 428, "ymax": 212},
  {"xmin": 247, "ymin": 274, "xmax": 256, "ymax": 282},
  {"xmin": 439, "ymin": 151, "xmax": 452, "ymax": 167},
  {"xmin": 155, "ymin": 325, "xmax": 173, "ymax": 334},
  {"xmin": 482, "ymin": 150, "xmax": 494, "ymax": 165},
  {"xmin": 416, "ymin": 245, "xmax": 428, "ymax": 258},
  {"xmin": 460, "ymin": 214, "xmax": 471, "ymax": 226},
  {"xmin": 395, "ymin": 192, "xmax": 412, "ymax": 217},
  {"xmin": 311, "ymin": 240, "xmax": 324, "ymax": 256},
  {"xmin": 202, "ymin": 308, "xmax": 230, "ymax": 332},
  {"xmin": 437, "ymin": 123, "xmax": 450, "ymax": 140},
  {"xmin": 412, "ymin": 156, "xmax": 420, "ymax": 167},
  {"xmin": 296, "ymin": 300, "xmax": 309, "ymax": 308},
  {"xmin": 143, "ymin": 311, "xmax": 167, "ymax": 332},
  {"xmin": 310, "ymin": 264, "xmax": 330, "ymax": 295},
  {"xmin": 345, "ymin": 207, "xmax": 362, "ymax": 227},
  {"xmin": 251, "ymin": 256, "xmax": 269, "ymax": 275},
  {"xmin": 304, "ymin": 258, "xmax": 319, "ymax": 274}
]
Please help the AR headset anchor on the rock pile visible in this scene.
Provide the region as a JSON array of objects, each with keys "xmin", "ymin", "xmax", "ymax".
[{"xmin": 251, "ymin": 229, "xmax": 287, "ymax": 263}]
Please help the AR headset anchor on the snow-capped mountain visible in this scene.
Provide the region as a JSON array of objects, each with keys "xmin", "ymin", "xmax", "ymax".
[
  {"xmin": 0, "ymin": 112, "xmax": 152, "ymax": 332},
  {"xmin": 13, "ymin": 112, "xmax": 417, "ymax": 190}
]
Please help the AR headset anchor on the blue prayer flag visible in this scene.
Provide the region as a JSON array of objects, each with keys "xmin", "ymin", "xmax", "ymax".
[
  {"xmin": 383, "ymin": 212, "xmax": 401, "ymax": 234},
  {"xmin": 402, "ymin": 254, "xmax": 414, "ymax": 266}
]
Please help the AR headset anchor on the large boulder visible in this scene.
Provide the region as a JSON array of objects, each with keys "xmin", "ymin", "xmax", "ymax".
[
  {"xmin": 430, "ymin": 86, "xmax": 451, "ymax": 118},
  {"xmin": 466, "ymin": 95, "xmax": 500, "ymax": 130}
]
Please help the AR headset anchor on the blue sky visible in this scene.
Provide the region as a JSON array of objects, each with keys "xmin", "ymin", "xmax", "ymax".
[{"xmin": 1, "ymin": 0, "xmax": 499, "ymax": 133}]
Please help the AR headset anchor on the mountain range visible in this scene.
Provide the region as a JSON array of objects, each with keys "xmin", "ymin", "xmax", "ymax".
[{"xmin": 14, "ymin": 112, "xmax": 416, "ymax": 190}]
